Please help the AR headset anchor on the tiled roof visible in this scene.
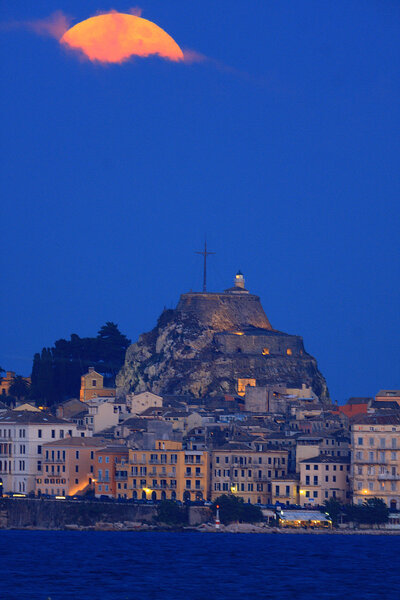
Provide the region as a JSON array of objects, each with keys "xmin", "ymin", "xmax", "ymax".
[
  {"xmin": 300, "ymin": 455, "xmax": 350, "ymax": 464},
  {"xmin": 42, "ymin": 437, "xmax": 108, "ymax": 448},
  {"xmin": 0, "ymin": 410, "xmax": 70, "ymax": 425}
]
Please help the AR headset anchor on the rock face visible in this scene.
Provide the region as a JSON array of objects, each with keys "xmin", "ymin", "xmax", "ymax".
[{"xmin": 116, "ymin": 275, "xmax": 329, "ymax": 402}]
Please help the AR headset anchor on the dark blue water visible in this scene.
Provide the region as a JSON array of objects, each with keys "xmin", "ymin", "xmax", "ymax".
[{"xmin": 1, "ymin": 531, "xmax": 400, "ymax": 599}]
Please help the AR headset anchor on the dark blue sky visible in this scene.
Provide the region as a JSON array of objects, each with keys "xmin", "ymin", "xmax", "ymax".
[{"xmin": 1, "ymin": 1, "xmax": 399, "ymax": 402}]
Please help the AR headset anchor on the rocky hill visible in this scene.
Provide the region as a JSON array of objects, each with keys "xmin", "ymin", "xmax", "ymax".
[{"xmin": 116, "ymin": 275, "xmax": 329, "ymax": 402}]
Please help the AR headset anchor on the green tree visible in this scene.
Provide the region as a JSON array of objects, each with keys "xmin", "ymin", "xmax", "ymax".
[
  {"xmin": 344, "ymin": 498, "xmax": 389, "ymax": 525},
  {"xmin": 155, "ymin": 500, "xmax": 188, "ymax": 525},
  {"xmin": 30, "ymin": 323, "xmax": 131, "ymax": 405},
  {"xmin": 8, "ymin": 375, "xmax": 30, "ymax": 404},
  {"xmin": 212, "ymin": 495, "xmax": 263, "ymax": 524},
  {"xmin": 323, "ymin": 498, "xmax": 342, "ymax": 526}
]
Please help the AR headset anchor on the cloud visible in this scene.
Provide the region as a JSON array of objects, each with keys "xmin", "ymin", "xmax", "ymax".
[{"xmin": 1, "ymin": 11, "xmax": 71, "ymax": 40}]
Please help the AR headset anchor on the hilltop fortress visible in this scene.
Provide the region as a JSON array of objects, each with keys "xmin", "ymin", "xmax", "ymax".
[{"xmin": 116, "ymin": 272, "xmax": 329, "ymax": 402}]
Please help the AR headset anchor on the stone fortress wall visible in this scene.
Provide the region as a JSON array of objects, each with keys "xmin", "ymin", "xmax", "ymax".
[{"xmin": 215, "ymin": 330, "xmax": 305, "ymax": 356}]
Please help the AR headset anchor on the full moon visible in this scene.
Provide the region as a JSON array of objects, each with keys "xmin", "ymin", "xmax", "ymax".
[{"xmin": 60, "ymin": 12, "xmax": 184, "ymax": 63}]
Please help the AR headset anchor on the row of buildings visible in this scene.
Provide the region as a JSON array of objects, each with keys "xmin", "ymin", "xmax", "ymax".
[{"xmin": 0, "ymin": 375, "xmax": 399, "ymax": 510}]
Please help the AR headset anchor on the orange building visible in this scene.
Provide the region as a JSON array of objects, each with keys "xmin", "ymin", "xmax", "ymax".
[
  {"xmin": 94, "ymin": 445, "xmax": 129, "ymax": 498},
  {"xmin": 80, "ymin": 367, "xmax": 116, "ymax": 402},
  {"xmin": 36, "ymin": 437, "xmax": 107, "ymax": 497}
]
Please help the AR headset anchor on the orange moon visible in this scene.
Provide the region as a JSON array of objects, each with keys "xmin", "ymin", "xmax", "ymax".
[{"xmin": 60, "ymin": 12, "xmax": 184, "ymax": 63}]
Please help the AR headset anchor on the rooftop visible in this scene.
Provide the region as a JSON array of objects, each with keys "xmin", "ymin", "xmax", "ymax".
[
  {"xmin": 300, "ymin": 455, "xmax": 350, "ymax": 464},
  {"xmin": 0, "ymin": 410, "xmax": 70, "ymax": 425},
  {"xmin": 42, "ymin": 437, "xmax": 108, "ymax": 448}
]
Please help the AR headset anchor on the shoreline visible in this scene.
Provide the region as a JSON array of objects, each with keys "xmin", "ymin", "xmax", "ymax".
[{"xmin": 2, "ymin": 523, "xmax": 400, "ymax": 535}]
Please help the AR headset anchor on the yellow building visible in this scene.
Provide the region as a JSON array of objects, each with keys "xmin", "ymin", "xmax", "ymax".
[
  {"xmin": 210, "ymin": 443, "xmax": 289, "ymax": 504},
  {"xmin": 116, "ymin": 440, "xmax": 210, "ymax": 502},
  {"xmin": 271, "ymin": 475, "xmax": 300, "ymax": 505},
  {"xmin": 299, "ymin": 455, "xmax": 350, "ymax": 506},
  {"xmin": 351, "ymin": 415, "xmax": 400, "ymax": 510},
  {"xmin": 80, "ymin": 367, "xmax": 116, "ymax": 402}
]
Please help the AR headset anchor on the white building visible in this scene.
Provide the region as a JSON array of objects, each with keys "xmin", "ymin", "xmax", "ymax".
[
  {"xmin": 0, "ymin": 409, "xmax": 78, "ymax": 494},
  {"xmin": 84, "ymin": 401, "xmax": 119, "ymax": 434}
]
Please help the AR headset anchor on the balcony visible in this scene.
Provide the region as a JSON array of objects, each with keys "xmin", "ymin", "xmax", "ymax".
[
  {"xmin": 130, "ymin": 459, "xmax": 147, "ymax": 465},
  {"xmin": 185, "ymin": 472, "xmax": 204, "ymax": 478},
  {"xmin": 377, "ymin": 473, "xmax": 400, "ymax": 481}
]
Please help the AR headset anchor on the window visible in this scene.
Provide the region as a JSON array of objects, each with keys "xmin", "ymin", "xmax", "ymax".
[
  {"xmin": 392, "ymin": 438, "xmax": 397, "ymax": 449},
  {"xmin": 75, "ymin": 465, "xmax": 79, "ymax": 473},
  {"xmin": 75, "ymin": 451, "xmax": 80, "ymax": 460},
  {"xmin": 51, "ymin": 430, "xmax": 55, "ymax": 439},
  {"xmin": 333, "ymin": 476, "xmax": 336, "ymax": 482},
  {"xmin": 38, "ymin": 430, "xmax": 42, "ymax": 439},
  {"xmin": 358, "ymin": 437, "xmax": 363, "ymax": 446},
  {"xmin": 98, "ymin": 456, "xmax": 103, "ymax": 463},
  {"xmin": 286, "ymin": 349, "xmax": 292, "ymax": 355},
  {"xmin": 60, "ymin": 430, "xmax": 64, "ymax": 439},
  {"xmin": 92, "ymin": 380, "xmax": 97, "ymax": 387},
  {"xmin": 314, "ymin": 465, "xmax": 318, "ymax": 470},
  {"xmin": 105, "ymin": 456, "xmax": 110, "ymax": 463},
  {"xmin": 369, "ymin": 438, "xmax": 374, "ymax": 446},
  {"xmin": 90, "ymin": 451, "xmax": 94, "ymax": 460},
  {"xmin": 305, "ymin": 491, "xmax": 310, "ymax": 498},
  {"xmin": 306, "ymin": 465, "xmax": 310, "ymax": 471},
  {"xmin": 380, "ymin": 438, "xmax": 386, "ymax": 448},
  {"xmin": 306, "ymin": 476, "xmax": 310, "ymax": 485},
  {"xmin": 215, "ymin": 456, "xmax": 220, "ymax": 464},
  {"xmin": 313, "ymin": 491, "xmax": 318, "ymax": 498},
  {"xmin": 37, "ymin": 445, "xmax": 42, "ymax": 455},
  {"xmin": 313, "ymin": 476, "xmax": 318, "ymax": 485}
]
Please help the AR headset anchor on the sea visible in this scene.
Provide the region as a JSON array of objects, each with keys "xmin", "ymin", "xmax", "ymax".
[{"xmin": 1, "ymin": 531, "xmax": 400, "ymax": 600}]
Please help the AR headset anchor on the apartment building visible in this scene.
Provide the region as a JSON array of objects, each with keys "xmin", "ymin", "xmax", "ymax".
[
  {"xmin": 295, "ymin": 432, "xmax": 350, "ymax": 471},
  {"xmin": 36, "ymin": 437, "xmax": 107, "ymax": 497},
  {"xmin": 94, "ymin": 445, "xmax": 129, "ymax": 498},
  {"xmin": 0, "ymin": 409, "xmax": 77, "ymax": 494},
  {"xmin": 117, "ymin": 440, "xmax": 209, "ymax": 501},
  {"xmin": 299, "ymin": 455, "xmax": 350, "ymax": 507},
  {"xmin": 210, "ymin": 442, "xmax": 289, "ymax": 504},
  {"xmin": 351, "ymin": 414, "xmax": 400, "ymax": 510}
]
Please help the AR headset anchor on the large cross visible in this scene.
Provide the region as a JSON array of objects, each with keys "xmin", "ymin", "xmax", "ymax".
[{"xmin": 195, "ymin": 240, "xmax": 215, "ymax": 292}]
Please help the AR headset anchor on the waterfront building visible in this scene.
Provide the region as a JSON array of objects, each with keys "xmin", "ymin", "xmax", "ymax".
[
  {"xmin": 295, "ymin": 432, "xmax": 350, "ymax": 472},
  {"xmin": 299, "ymin": 455, "xmax": 350, "ymax": 506},
  {"xmin": 210, "ymin": 443, "xmax": 289, "ymax": 504},
  {"xmin": 351, "ymin": 414, "xmax": 400, "ymax": 510},
  {"xmin": 94, "ymin": 445, "xmax": 129, "ymax": 498},
  {"xmin": 0, "ymin": 409, "xmax": 77, "ymax": 494},
  {"xmin": 117, "ymin": 440, "xmax": 209, "ymax": 502},
  {"xmin": 36, "ymin": 437, "xmax": 107, "ymax": 497}
]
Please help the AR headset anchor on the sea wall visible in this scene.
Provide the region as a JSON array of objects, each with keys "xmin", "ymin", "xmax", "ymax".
[{"xmin": 0, "ymin": 498, "xmax": 211, "ymax": 530}]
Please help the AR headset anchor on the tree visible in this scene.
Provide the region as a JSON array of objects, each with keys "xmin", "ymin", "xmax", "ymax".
[
  {"xmin": 344, "ymin": 498, "xmax": 389, "ymax": 526},
  {"xmin": 155, "ymin": 500, "xmax": 188, "ymax": 525},
  {"xmin": 0, "ymin": 366, "xmax": 4, "ymax": 385},
  {"xmin": 212, "ymin": 495, "xmax": 263, "ymax": 524},
  {"xmin": 323, "ymin": 498, "xmax": 342, "ymax": 526},
  {"xmin": 8, "ymin": 376, "xmax": 30, "ymax": 404},
  {"xmin": 30, "ymin": 323, "xmax": 131, "ymax": 405}
]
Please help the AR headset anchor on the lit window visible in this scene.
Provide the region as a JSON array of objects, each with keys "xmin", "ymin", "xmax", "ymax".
[
  {"xmin": 262, "ymin": 348, "xmax": 270, "ymax": 355},
  {"xmin": 286, "ymin": 349, "xmax": 292, "ymax": 356}
]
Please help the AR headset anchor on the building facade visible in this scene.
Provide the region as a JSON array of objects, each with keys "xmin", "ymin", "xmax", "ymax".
[
  {"xmin": 210, "ymin": 444, "xmax": 289, "ymax": 504},
  {"xmin": 94, "ymin": 445, "xmax": 129, "ymax": 498},
  {"xmin": 351, "ymin": 415, "xmax": 400, "ymax": 510},
  {"xmin": 36, "ymin": 437, "xmax": 107, "ymax": 497},
  {"xmin": 0, "ymin": 410, "xmax": 77, "ymax": 494},
  {"xmin": 117, "ymin": 440, "xmax": 210, "ymax": 502},
  {"xmin": 299, "ymin": 455, "xmax": 350, "ymax": 507}
]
